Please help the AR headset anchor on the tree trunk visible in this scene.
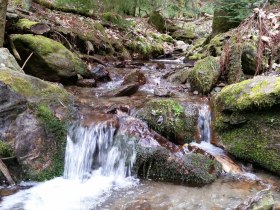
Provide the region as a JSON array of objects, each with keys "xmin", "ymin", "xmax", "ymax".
[{"xmin": 0, "ymin": 0, "xmax": 8, "ymax": 47}]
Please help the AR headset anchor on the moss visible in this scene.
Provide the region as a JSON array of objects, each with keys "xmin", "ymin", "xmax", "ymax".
[
  {"xmin": 102, "ymin": 12, "xmax": 134, "ymax": 30},
  {"xmin": 31, "ymin": 104, "xmax": 67, "ymax": 181},
  {"xmin": 138, "ymin": 99, "xmax": 196, "ymax": 145},
  {"xmin": 188, "ymin": 56, "xmax": 220, "ymax": 94},
  {"xmin": 0, "ymin": 68, "xmax": 71, "ymax": 106},
  {"xmin": 217, "ymin": 76, "xmax": 280, "ymax": 111},
  {"xmin": 226, "ymin": 43, "xmax": 244, "ymax": 84},
  {"xmin": 188, "ymin": 53, "xmax": 206, "ymax": 60},
  {"xmin": 206, "ymin": 32, "xmax": 231, "ymax": 57},
  {"xmin": 0, "ymin": 141, "xmax": 13, "ymax": 158},
  {"xmin": 171, "ymin": 28, "xmax": 196, "ymax": 41},
  {"xmin": 148, "ymin": 11, "xmax": 166, "ymax": 32},
  {"xmin": 12, "ymin": 34, "xmax": 66, "ymax": 56},
  {"xmin": 127, "ymin": 37, "xmax": 164, "ymax": 58},
  {"xmin": 217, "ymin": 108, "xmax": 280, "ymax": 175},
  {"xmin": 16, "ymin": 19, "xmax": 38, "ymax": 30},
  {"xmin": 135, "ymin": 146, "xmax": 222, "ymax": 185},
  {"xmin": 150, "ymin": 33, "xmax": 174, "ymax": 43}
]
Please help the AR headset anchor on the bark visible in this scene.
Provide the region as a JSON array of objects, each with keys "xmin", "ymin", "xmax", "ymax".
[{"xmin": 0, "ymin": 0, "xmax": 8, "ymax": 47}]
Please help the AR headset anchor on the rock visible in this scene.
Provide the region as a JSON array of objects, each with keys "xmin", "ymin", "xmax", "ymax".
[
  {"xmin": 138, "ymin": 99, "xmax": 198, "ymax": 145},
  {"xmin": 174, "ymin": 40, "xmax": 189, "ymax": 52},
  {"xmin": 225, "ymin": 43, "xmax": 244, "ymax": 84},
  {"xmin": 214, "ymin": 87, "xmax": 221, "ymax": 92},
  {"xmin": 122, "ymin": 69, "xmax": 146, "ymax": 85},
  {"xmin": 11, "ymin": 34, "xmax": 89, "ymax": 84},
  {"xmin": 206, "ymin": 32, "xmax": 231, "ymax": 57},
  {"xmin": 89, "ymin": 64, "xmax": 111, "ymax": 82},
  {"xmin": 117, "ymin": 116, "xmax": 222, "ymax": 185},
  {"xmin": 167, "ymin": 67, "xmax": 190, "ymax": 84},
  {"xmin": 105, "ymin": 83, "xmax": 139, "ymax": 97},
  {"xmin": 213, "ymin": 76, "xmax": 280, "ymax": 175},
  {"xmin": 193, "ymin": 90, "xmax": 199, "ymax": 95},
  {"xmin": 0, "ymin": 48, "xmax": 23, "ymax": 73},
  {"xmin": 188, "ymin": 56, "xmax": 221, "ymax": 94},
  {"xmin": 127, "ymin": 36, "xmax": 164, "ymax": 59},
  {"xmin": 0, "ymin": 67, "xmax": 74, "ymax": 180},
  {"xmin": 148, "ymin": 11, "xmax": 178, "ymax": 33},
  {"xmin": 76, "ymin": 79, "xmax": 96, "ymax": 87},
  {"xmin": 171, "ymin": 28, "xmax": 196, "ymax": 43},
  {"xmin": 124, "ymin": 200, "xmax": 152, "ymax": 210},
  {"xmin": 154, "ymin": 87, "xmax": 171, "ymax": 97},
  {"xmin": 212, "ymin": 10, "xmax": 240, "ymax": 36},
  {"xmin": 135, "ymin": 146, "xmax": 222, "ymax": 185},
  {"xmin": 236, "ymin": 190, "xmax": 275, "ymax": 210},
  {"xmin": 241, "ymin": 42, "xmax": 258, "ymax": 75}
]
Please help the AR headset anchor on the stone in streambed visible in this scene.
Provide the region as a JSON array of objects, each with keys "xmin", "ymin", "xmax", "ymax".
[
  {"xmin": 76, "ymin": 79, "xmax": 96, "ymax": 87},
  {"xmin": 122, "ymin": 69, "xmax": 146, "ymax": 85},
  {"xmin": 154, "ymin": 87, "xmax": 171, "ymax": 97},
  {"xmin": 105, "ymin": 83, "xmax": 139, "ymax": 97},
  {"xmin": 138, "ymin": 99, "xmax": 197, "ymax": 145},
  {"xmin": 89, "ymin": 64, "xmax": 111, "ymax": 82}
]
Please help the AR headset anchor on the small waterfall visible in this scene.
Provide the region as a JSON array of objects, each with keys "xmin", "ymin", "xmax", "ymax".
[
  {"xmin": 197, "ymin": 103, "xmax": 212, "ymax": 143},
  {"xmin": 64, "ymin": 123, "xmax": 136, "ymax": 180},
  {"xmin": 0, "ymin": 123, "xmax": 137, "ymax": 210}
]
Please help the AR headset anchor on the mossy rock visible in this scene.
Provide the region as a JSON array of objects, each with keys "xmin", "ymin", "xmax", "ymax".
[
  {"xmin": 206, "ymin": 32, "xmax": 231, "ymax": 57},
  {"xmin": 148, "ymin": 11, "xmax": 179, "ymax": 33},
  {"xmin": 135, "ymin": 146, "xmax": 222, "ymax": 185},
  {"xmin": 0, "ymin": 67, "xmax": 72, "ymax": 105},
  {"xmin": 171, "ymin": 28, "xmax": 196, "ymax": 42},
  {"xmin": 214, "ymin": 106, "xmax": 280, "ymax": 175},
  {"xmin": 226, "ymin": 43, "xmax": 244, "ymax": 84},
  {"xmin": 215, "ymin": 76, "xmax": 280, "ymax": 112},
  {"xmin": 212, "ymin": 10, "xmax": 240, "ymax": 36},
  {"xmin": 0, "ymin": 67, "xmax": 74, "ymax": 181},
  {"xmin": 11, "ymin": 34, "xmax": 89, "ymax": 84},
  {"xmin": 138, "ymin": 99, "xmax": 197, "ymax": 145},
  {"xmin": 127, "ymin": 36, "xmax": 164, "ymax": 59},
  {"xmin": 188, "ymin": 56, "xmax": 221, "ymax": 94},
  {"xmin": 167, "ymin": 67, "xmax": 190, "ymax": 84}
]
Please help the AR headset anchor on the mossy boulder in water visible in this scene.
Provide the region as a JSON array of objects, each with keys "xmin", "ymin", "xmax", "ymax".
[
  {"xmin": 135, "ymin": 146, "xmax": 222, "ymax": 185},
  {"xmin": 11, "ymin": 34, "xmax": 89, "ymax": 84},
  {"xmin": 138, "ymin": 99, "xmax": 197, "ymax": 145},
  {"xmin": 0, "ymin": 67, "xmax": 74, "ymax": 180},
  {"xmin": 213, "ymin": 76, "xmax": 280, "ymax": 175},
  {"xmin": 188, "ymin": 56, "xmax": 221, "ymax": 94}
]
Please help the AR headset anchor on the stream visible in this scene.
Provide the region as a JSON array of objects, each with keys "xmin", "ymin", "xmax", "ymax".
[{"xmin": 0, "ymin": 60, "xmax": 280, "ymax": 209}]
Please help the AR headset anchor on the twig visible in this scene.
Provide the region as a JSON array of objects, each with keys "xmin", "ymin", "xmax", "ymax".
[
  {"xmin": 7, "ymin": 35, "xmax": 21, "ymax": 61},
  {"xmin": 79, "ymin": 54, "xmax": 106, "ymax": 66},
  {"xmin": 21, "ymin": 52, "xmax": 33, "ymax": 70}
]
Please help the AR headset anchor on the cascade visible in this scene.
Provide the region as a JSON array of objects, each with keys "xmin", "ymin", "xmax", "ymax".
[
  {"xmin": 197, "ymin": 103, "xmax": 212, "ymax": 143},
  {"xmin": 0, "ymin": 123, "xmax": 137, "ymax": 210}
]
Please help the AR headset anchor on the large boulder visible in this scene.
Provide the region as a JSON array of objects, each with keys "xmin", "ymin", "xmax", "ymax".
[
  {"xmin": 0, "ymin": 67, "xmax": 74, "ymax": 180},
  {"xmin": 0, "ymin": 48, "xmax": 23, "ymax": 73},
  {"xmin": 188, "ymin": 56, "xmax": 221, "ymax": 94},
  {"xmin": 148, "ymin": 11, "xmax": 178, "ymax": 33},
  {"xmin": 11, "ymin": 34, "xmax": 89, "ymax": 84},
  {"xmin": 117, "ymin": 116, "xmax": 222, "ymax": 185},
  {"xmin": 213, "ymin": 76, "xmax": 280, "ymax": 175},
  {"xmin": 137, "ymin": 99, "xmax": 198, "ymax": 145}
]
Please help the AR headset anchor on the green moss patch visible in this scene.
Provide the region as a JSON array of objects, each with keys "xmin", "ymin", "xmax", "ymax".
[
  {"xmin": 216, "ymin": 76, "xmax": 280, "ymax": 111},
  {"xmin": 188, "ymin": 56, "xmax": 221, "ymax": 94},
  {"xmin": 138, "ymin": 99, "xmax": 197, "ymax": 145}
]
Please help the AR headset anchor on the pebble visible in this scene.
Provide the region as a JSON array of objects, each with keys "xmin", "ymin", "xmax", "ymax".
[{"xmin": 193, "ymin": 90, "xmax": 199, "ymax": 95}]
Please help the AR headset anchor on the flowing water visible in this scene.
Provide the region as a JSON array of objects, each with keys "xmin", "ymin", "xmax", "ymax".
[
  {"xmin": 1, "ymin": 61, "xmax": 280, "ymax": 209},
  {"xmin": 0, "ymin": 123, "xmax": 138, "ymax": 210}
]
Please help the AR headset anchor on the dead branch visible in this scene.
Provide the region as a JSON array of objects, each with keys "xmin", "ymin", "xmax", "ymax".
[{"xmin": 0, "ymin": 159, "xmax": 15, "ymax": 185}]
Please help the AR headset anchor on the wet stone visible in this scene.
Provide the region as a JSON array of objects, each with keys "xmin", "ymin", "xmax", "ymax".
[
  {"xmin": 76, "ymin": 79, "xmax": 97, "ymax": 87},
  {"xmin": 89, "ymin": 64, "xmax": 111, "ymax": 81},
  {"xmin": 154, "ymin": 87, "xmax": 171, "ymax": 97},
  {"xmin": 104, "ymin": 83, "xmax": 139, "ymax": 97}
]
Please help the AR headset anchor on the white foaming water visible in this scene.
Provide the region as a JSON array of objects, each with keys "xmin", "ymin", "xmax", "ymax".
[
  {"xmin": 198, "ymin": 103, "xmax": 212, "ymax": 143},
  {"xmin": 0, "ymin": 123, "xmax": 138, "ymax": 210}
]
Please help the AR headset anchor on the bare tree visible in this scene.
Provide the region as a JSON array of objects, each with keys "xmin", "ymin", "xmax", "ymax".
[{"xmin": 0, "ymin": 0, "xmax": 8, "ymax": 47}]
